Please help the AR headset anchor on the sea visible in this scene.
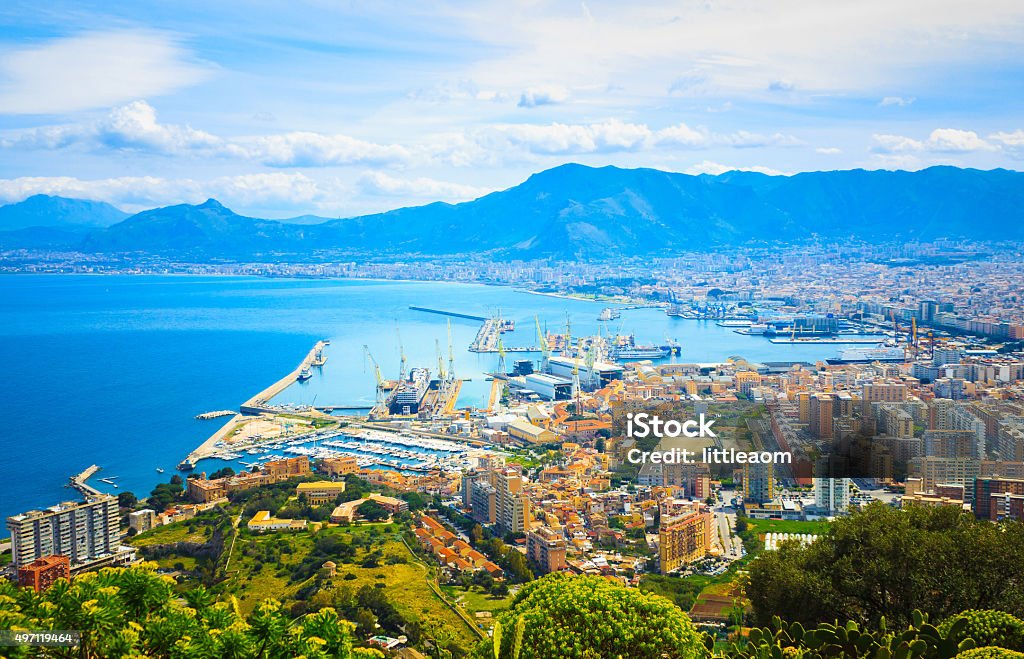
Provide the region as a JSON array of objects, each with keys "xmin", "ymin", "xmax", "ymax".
[{"xmin": 0, "ymin": 274, "xmax": 858, "ymax": 522}]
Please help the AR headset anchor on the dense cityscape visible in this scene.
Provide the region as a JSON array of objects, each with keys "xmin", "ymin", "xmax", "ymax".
[{"xmin": 4, "ymin": 234, "xmax": 1024, "ymax": 657}]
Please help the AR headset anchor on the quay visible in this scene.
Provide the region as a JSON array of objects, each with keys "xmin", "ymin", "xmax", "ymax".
[
  {"xmin": 315, "ymin": 405, "xmax": 374, "ymax": 412},
  {"xmin": 196, "ymin": 410, "xmax": 236, "ymax": 420},
  {"xmin": 69, "ymin": 465, "xmax": 101, "ymax": 496},
  {"xmin": 767, "ymin": 337, "xmax": 886, "ymax": 345},
  {"xmin": 241, "ymin": 340, "xmax": 329, "ymax": 413},
  {"xmin": 409, "ymin": 306, "xmax": 487, "ymax": 322}
]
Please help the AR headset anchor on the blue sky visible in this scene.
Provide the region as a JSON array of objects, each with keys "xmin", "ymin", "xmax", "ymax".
[{"xmin": 0, "ymin": 0, "xmax": 1022, "ymax": 217}]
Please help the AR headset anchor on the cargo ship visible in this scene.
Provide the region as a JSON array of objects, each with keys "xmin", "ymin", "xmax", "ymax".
[{"xmin": 826, "ymin": 346, "xmax": 906, "ymax": 364}]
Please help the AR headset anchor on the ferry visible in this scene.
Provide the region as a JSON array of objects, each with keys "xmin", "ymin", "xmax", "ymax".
[
  {"xmin": 297, "ymin": 368, "xmax": 313, "ymax": 381},
  {"xmin": 597, "ymin": 307, "xmax": 621, "ymax": 321},
  {"xmin": 826, "ymin": 346, "xmax": 906, "ymax": 364}
]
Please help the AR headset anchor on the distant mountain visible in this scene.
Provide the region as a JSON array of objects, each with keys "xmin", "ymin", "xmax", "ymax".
[
  {"xmin": 0, "ymin": 194, "xmax": 128, "ymax": 231},
  {"xmin": 80, "ymin": 199, "xmax": 313, "ymax": 257},
  {"xmin": 79, "ymin": 165, "xmax": 1024, "ymax": 260}
]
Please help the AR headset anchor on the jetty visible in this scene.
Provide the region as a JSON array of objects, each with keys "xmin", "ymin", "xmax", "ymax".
[
  {"xmin": 196, "ymin": 410, "xmax": 236, "ymax": 420},
  {"xmin": 69, "ymin": 465, "xmax": 101, "ymax": 496},
  {"xmin": 409, "ymin": 306, "xmax": 487, "ymax": 322},
  {"xmin": 241, "ymin": 340, "xmax": 328, "ymax": 414}
]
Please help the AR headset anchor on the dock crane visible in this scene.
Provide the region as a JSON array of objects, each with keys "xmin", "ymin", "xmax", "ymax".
[
  {"xmin": 362, "ymin": 345, "xmax": 386, "ymax": 407},
  {"xmin": 395, "ymin": 323, "xmax": 407, "ymax": 383},
  {"xmin": 435, "ymin": 339, "xmax": 447, "ymax": 387},
  {"xmin": 496, "ymin": 332, "xmax": 507, "ymax": 375},
  {"xmin": 566, "ymin": 316, "xmax": 582, "ymax": 405},
  {"xmin": 535, "ymin": 315, "xmax": 551, "ymax": 373},
  {"xmin": 447, "ymin": 319, "xmax": 456, "ymax": 386}
]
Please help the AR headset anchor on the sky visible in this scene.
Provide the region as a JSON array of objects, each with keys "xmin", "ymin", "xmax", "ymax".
[{"xmin": 0, "ymin": 0, "xmax": 1022, "ymax": 217}]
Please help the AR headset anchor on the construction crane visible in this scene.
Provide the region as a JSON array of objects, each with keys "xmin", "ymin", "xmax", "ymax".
[
  {"xmin": 566, "ymin": 316, "xmax": 582, "ymax": 405},
  {"xmin": 447, "ymin": 319, "xmax": 456, "ymax": 386},
  {"xmin": 496, "ymin": 332, "xmax": 507, "ymax": 375},
  {"xmin": 535, "ymin": 315, "xmax": 550, "ymax": 373},
  {"xmin": 435, "ymin": 339, "xmax": 447, "ymax": 386},
  {"xmin": 395, "ymin": 323, "xmax": 407, "ymax": 383},
  {"xmin": 362, "ymin": 345, "xmax": 386, "ymax": 407}
]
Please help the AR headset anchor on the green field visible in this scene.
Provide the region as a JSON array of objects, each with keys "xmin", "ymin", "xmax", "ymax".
[
  {"xmin": 746, "ymin": 518, "xmax": 830, "ymax": 536},
  {"xmin": 130, "ymin": 522, "xmax": 211, "ymax": 547},
  {"xmin": 222, "ymin": 523, "xmax": 480, "ymax": 651}
]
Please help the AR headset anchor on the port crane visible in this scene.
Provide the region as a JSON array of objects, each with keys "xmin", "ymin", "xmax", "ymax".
[
  {"xmin": 395, "ymin": 324, "xmax": 407, "ymax": 383},
  {"xmin": 436, "ymin": 339, "xmax": 447, "ymax": 386},
  {"xmin": 496, "ymin": 332, "xmax": 507, "ymax": 375},
  {"xmin": 447, "ymin": 319, "xmax": 456, "ymax": 388},
  {"xmin": 362, "ymin": 345, "xmax": 386, "ymax": 407},
  {"xmin": 535, "ymin": 315, "xmax": 551, "ymax": 373}
]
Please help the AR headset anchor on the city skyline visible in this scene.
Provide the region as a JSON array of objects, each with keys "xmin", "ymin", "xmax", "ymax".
[{"xmin": 1, "ymin": 0, "xmax": 1023, "ymax": 217}]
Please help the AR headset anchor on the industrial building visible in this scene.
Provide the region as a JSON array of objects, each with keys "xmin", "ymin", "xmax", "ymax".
[{"xmin": 547, "ymin": 356, "xmax": 624, "ymax": 390}]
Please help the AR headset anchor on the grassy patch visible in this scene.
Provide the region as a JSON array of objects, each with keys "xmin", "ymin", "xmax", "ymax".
[
  {"xmin": 130, "ymin": 521, "xmax": 210, "ymax": 547},
  {"xmin": 746, "ymin": 518, "xmax": 830, "ymax": 536}
]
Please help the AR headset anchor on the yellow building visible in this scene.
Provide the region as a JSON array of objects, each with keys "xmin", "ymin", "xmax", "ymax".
[
  {"xmin": 247, "ymin": 511, "xmax": 307, "ymax": 532},
  {"xmin": 507, "ymin": 419, "xmax": 556, "ymax": 444},
  {"xmin": 296, "ymin": 481, "xmax": 347, "ymax": 505},
  {"xmin": 658, "ymin": 503, "xmax": 712, "ymax": 574}
]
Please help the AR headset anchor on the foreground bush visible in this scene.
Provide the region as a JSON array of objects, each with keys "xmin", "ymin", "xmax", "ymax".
[
  {"xmin": 480, "ymin": 573, "xmax": 709, "ymax": 659},
  {"xmin": 940, "ymin": 611, "xmax": 1024, "ymax": 652},
  {"xmin": 954, "ymin": 648, "xmax": 1024, "ymax": 659},
  {"xmin": 0, "ymin": 563, "xmax": 381, "ymax": 658}
]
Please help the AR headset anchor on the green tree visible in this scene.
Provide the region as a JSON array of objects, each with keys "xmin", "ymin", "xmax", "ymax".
[
  {"xmin": 479, "ymin": 573, "xmax": 707, "ymax": 659},
  {"xmin": 746, "ymin": 503, "xmax": 1024, "ymax": 628},
  {"xmin": 117, "ymin": 491, "xmax": 138, "ymax": 508}
]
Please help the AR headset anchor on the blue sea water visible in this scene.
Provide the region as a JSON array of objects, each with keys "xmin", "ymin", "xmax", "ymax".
[{"xmin": 0, "ymin": 274, "xmax": 852, "ymax": 522}]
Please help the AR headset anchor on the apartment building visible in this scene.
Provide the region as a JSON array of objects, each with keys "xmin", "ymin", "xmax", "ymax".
[{"xmin": 6, "ymin": 494, "xmax": 120, "ymax": 569}]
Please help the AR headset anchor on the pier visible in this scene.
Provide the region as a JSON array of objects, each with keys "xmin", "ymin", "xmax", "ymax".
[
  {"xmin": 241, "ymin": 340, "xmax": 329, "ymax": 413},
  {"xmin": 196, "ymin": 410, "xmax": 236, "ymax": 420},
  {"xmin": 409, "ymin": 306, "xmax": 487, "ymax": 322},
  {"xmin": 69, "ymin": 465, "xmax": 101, "ymax": 496}
]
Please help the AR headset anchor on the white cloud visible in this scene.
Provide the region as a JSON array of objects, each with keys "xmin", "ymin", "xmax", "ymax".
[
  {"xmin": 244, "ymin": 132, "xmax": 412, "ymax": 167},
  {"xmin": 871, "ymin": 128, "xmax": 995, "ymax": 154},
  {"xmin": 990, "ymin": 129, "xmax": 1024, "ymax": 158},
  {"xmin": 816, "ymin": 147, "xmax": 842, "ymax": 154},
  {"xmin": 517, "ymin": 85, "xmax": 571, "ymax": 108},
  {"xmin": 0, "ymin": 173, "xmax": 324, "ymax": 213},
  {"xmin": 767, "ymin": 79, "xmax": 795, "ymax": 92},
  {"xmin": 653, "ymin": 122, "xmax": 708, "ymax": 148},
  {"xmin": 684, "ymin": 161, "xmax": 787, "ymax": 176},
  {"xmin": 927, "ymin": 128, "xmax": 995, "ymax": 153},
  {"xmin": 0, "ymin": 30, "xmax": 212, "ymax": 114},
  {"xmin": 2, "ymin": 101, "xmax": 411, "ymax": 167},
  {"xmin": 356, "ymin": 171, "xmax": 491, "ymax": 200},
  {"xmin": 879, "ymin": 96, "xmax": 915, "ymax": 107},
  {"xmin": 480, "ymin": 119, "xmax": 652, "ymax": 154}
]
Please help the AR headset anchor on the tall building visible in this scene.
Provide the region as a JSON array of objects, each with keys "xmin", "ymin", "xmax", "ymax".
[
  {"xmin": 742, "ymin": 461, "xmax": 774, "ymax": 505},
  {"xmin": 470, "ymin": 480, "xmax": 497, "ymax": 525},
  {"xmin": 862, "ymin": 383, "xmax": 908, "ymax": 416},
  {"xmin": 17, "ymin": 555, "xmax": 71, "ymax": 592},
  {"xmin": 973, "ymin": 477, "xmax": 1024, "ymax": 521},
  {"xmin": 814, "ymin": 478, "xmax": 850, "ymax": 515},
  {"xmin": 494, "ymin": 468, "xmax": 530, "ymax": 536},
  {"xmin": 658, "ymin": 501, "xmax": 712, "ymax": 574},
  {"xmin": 809, "ymin": 394, "xmax": 834, "ymax": 439},
  {"xmin": 527, "ymin": 527, "xmax": 567, "ymax": 574},
  {"xmin": 7, "ymin": 495, "xmax": 120, "ymax": 569},
  {"xmin": 933, "ymin": 347, "xmax": 964, "ymax": 367}
]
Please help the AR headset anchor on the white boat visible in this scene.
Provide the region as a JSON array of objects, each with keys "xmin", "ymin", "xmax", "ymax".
[{"xmin": 597, "ymin": 307, "xmax": 621, "ymax": 321}]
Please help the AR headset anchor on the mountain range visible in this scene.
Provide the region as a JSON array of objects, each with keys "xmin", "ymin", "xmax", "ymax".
[{"xmin": 2, "ymin": 165, "xmax": 1023, "ymax": 259}]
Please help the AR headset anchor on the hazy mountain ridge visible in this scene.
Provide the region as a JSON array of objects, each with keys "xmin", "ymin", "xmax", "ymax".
[
  {"xmin": 0, "ymin": 194, "xmax": 128, "ymax": 230},
  {"xmin": 4, "ymin": 165, "xmax": 1023, "ymax": 258}
]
